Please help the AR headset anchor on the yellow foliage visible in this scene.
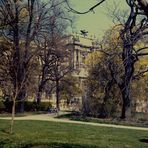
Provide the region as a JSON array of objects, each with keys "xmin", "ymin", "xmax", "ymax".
[
  {"xmin": 85, "ymin": 51, "xmax": 103, "ymax": 68},
  {"xmin": 19, "ymin": 8, "xmax": 29, "ymax": 18}
]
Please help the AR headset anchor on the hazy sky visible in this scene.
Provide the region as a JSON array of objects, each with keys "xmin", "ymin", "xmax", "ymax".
[{"xmin": 69, "ymin": 0, "xmax": 128, "ymax": 39}]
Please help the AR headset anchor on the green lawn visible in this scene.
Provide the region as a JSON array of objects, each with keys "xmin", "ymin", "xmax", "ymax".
[
  {"xmin": 56, "ymin": 112, "xmax": 148, "ymax": 128},
  {"xmin": 0, "ymin": 120, "xmax": 148, "ymax": 148}
]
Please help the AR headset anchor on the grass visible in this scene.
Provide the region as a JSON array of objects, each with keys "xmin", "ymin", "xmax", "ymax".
[
  {"xmin": 56, "ymin": 112, "xmax": 148, "ymax": 128},
  {"xmin": 0, "ymin": 120, "xmax": 148, "ymax": 148}
]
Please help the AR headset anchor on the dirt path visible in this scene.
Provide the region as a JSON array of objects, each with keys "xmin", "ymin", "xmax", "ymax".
[{"xmin": 0, "ymin": 114, "xmax": 148, "ymax": 131}]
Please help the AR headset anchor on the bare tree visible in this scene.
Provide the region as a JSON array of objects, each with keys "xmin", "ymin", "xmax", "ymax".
[
  {"xmin": 35, "ymin": 0, "xmax": 73, "ymax": 105},
  {"xmin": 0, "ymin": 0, "xmax": 57, "ymax": 112},
  {"xmin": 108, "ymin": 0, "xmax": 148, "ymax": 119},
  {"xmin": 36, "ymin": 34, "xmax": 72, "ymax": 108},
  {"xmin": 57, "ymin": 0, "xmax": 148, "ymax": 118}
]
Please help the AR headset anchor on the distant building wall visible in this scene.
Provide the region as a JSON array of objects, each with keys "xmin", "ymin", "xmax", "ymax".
[{"xmin": 136, "ymin": 100, "xmax": 148, "ymax": 113}]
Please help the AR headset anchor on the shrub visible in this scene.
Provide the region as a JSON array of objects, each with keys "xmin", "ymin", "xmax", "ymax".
[
  {"xmin": 2, "ymin": 99, "xmax": 52, "ymax": 113},
  {"xmin": 24, "ymin": 101, "xmax": 36, "ymax": 111},
  {"xmin": 24, "ymin": 101, "xmax": 52, "ymax": 112},
  {"xmin": 3, "ymin": 98, "xmax": 13, "ymax": 113},
  {"xmin": 82, "ymin": 95, "xmax": 118, "ymax": 118},
  {"xmin": 0, "ymin": 101, "xmax": 5, "ymax": 113},
  {"xmin": 36, "ymin": 102, "xmax": 52, "ymax": 111},
  {"xmin": 100, "ymin": 101, "xmax": 117, "ymax": 118}
]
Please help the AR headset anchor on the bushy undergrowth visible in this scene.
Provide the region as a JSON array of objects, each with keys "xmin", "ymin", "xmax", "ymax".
[{"xmin": 0, "ymin": 101, "xmax": 52, "ymax": 113}]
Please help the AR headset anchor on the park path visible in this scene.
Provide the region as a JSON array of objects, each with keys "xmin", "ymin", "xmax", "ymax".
[{"xmin": 0, "ymin": 113, "xmax": 148, "ymax": 131}]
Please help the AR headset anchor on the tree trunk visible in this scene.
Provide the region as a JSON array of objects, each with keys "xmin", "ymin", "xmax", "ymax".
[
  {"xmin": 12, "ymin": 56, "xmax": 27, "ymax": 113},
  {"xmin": 36, "ymin": 90, "xmax": 42, "ymax": 105},
  {"xmin": 120, "ymin": 84, "xmax": 131, "ymax": 119},
  {"xmin": 56, "ymin": 79, "xmax": 60, "ymax": 111},
  {"xmin": 16, "ymin": 62, "xmax": 27, "ymax": 113},
  {"xmin": 16, "ymin": 78, "xmax": 26, "ymax": 113},
  {"xmin": 10, "ymin": 98, "xmax": 15, "ymax": 134},
  {"xmin": 17, "ymin": 89, "xmax": 26, "ymax": 113},
  {"xmin": 36, "ymin": 80, "xmax": 46, "ymax": 104},
  {"xmin": 120, "ymin": 43, "xmax": 136, "ymax": 119},
  {"xmin": 82, "ymin": 86, "xmax": 91, "ymax": 117}
]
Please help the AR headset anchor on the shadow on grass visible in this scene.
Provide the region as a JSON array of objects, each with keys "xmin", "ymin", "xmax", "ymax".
[
  {"xmin": 139, "ymin": 138, "xmax": 148, "ymax": 143},
  {"xmin": 0, "ymin": 128, "xmax": 10, "ymax": 134},
  {"xmin": 0, "ymin": 139, "xmax": 8, "ymax": 146},
  {"xmin": 22, "ymin": 142, "xmax": 98, "ymax": 148},
  {"xmin": 0, "ymin": 139, "xmax": 12, "ymax": 146},
  {"xmin": 0, "ymin": 141, "xmax": 98, "ymax": 148}
]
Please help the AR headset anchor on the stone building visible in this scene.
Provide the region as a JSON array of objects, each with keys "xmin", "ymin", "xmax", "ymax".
[{"xmin": 53, "ymin": 34, "xmax": 100, "ymax": 110}]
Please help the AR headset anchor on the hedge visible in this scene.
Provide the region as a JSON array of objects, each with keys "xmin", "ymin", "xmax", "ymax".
[
  {"xmin": 0, "ymin": 101, "xmax": 5, "ymax": 113},
  {"xmin": 0, "ymin": 101, "xmax": 52, "ymax": 113}
]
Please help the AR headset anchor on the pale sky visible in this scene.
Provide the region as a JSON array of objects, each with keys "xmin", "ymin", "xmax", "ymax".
[{"xmin": 69, "ymin": 0, "xmax": 128, "ymax": 39}]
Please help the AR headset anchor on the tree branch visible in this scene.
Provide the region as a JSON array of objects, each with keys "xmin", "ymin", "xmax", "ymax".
[
  {"xmin": 133, "ymin": 68, "xmax": 148, "ymax": 80},
  {"xmin": 137, "ymin": 47, "xmax": 148, "ymax": 53},
  {"xmin": 65, "ymin": 0, "xmax": 106, "ymax": 14},
  {"xmin": 136, "ymin": 52, "xmax": 148, "ymax": 56}
]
